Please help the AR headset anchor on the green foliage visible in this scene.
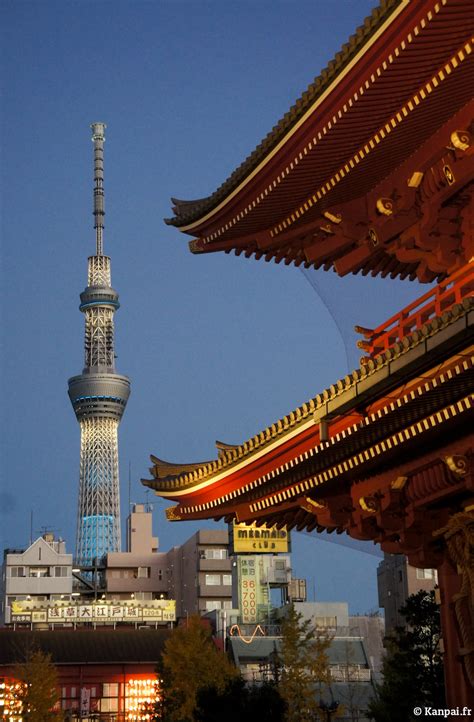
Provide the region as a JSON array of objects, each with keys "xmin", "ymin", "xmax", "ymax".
[
  {"xmin": 158, "ymin": 615, "xmax": 239, "ymax": 722},
  {"xmin": 278, "ymin": 604, "xmax": 333, "ymax": 722},
  {"xmin": 14, "ymin": 649, "xmax": 62, "ymax": 721},
  {"xmin": 194, "ymin": 677, "xmax": 286, "ymax": 722},
  {"xmin": 368, "ymin": 590, "xmax": 445, "ymax": 722}
]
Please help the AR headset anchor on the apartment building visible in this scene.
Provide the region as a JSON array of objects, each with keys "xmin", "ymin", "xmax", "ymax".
[
  {"xmin": 105, "ymin": 504, "xmax": 168, "ymax": 601},
  {"xmin": 377, "ymin": 553, "xmax": 438, "ymax": 633},
  {"xmin": 167, "ymin": 529, "xmax": 233, "ymax": 618},
  {"xmin": 0, "ymin": 534, "xmax": 73, "ymax": 624}
]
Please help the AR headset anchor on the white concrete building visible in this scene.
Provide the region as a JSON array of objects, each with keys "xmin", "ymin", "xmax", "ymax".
[{"xmin": 1, "ymin": 534, "xmax": 73, "ymax": 624}]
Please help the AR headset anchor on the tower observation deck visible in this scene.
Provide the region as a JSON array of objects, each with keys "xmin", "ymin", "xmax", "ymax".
[{"xmin": 68, "ymin": 123, "xmax": 130, "ymax": 566}]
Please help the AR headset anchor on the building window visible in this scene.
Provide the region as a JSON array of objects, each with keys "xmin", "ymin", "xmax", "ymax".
[
  {"xmin": 137, "ymin": 567, "xmax": 150, "ymax": 578},
  {"xmin": 103, "ymin": 683, "xmax": 118, "ymax": 697},
  {"xmin": 10, "ymin": 567, "xmax": 25, "ymax": 578},
  {"xmin": 203, "ymin": 548, "xmax": 228, "ymax": 560},
  {"xmin": 416, "ymin": 568, "xmax": 438, "ymax": 581},
  {"xmin": 111, "ymin": 568, "xmax": 134, "ymax": 579},
  {"xmin": 100, "ymin": 697, "xmax": 118, "ymax": 712},
  {"xmin": 157, "ymin": 569, "xmax": 163, "ymax": 580},
  {"xmin": 223, "ymin": 600, "xmax": 233, "ymax": 610},
  {"xmin": 205, "ymin": 574, "xmax": 221, "ymax": 586},
  {"xmin": 315, "ymin": 616, "xmax": 337, "ymax": 628},
  {"xmin": 206, "ymin": 600, "xmax": 222, "ymax": 611},
  {"xmin": 55, "ymin": 566, "xmax": 69, "ymax": 577},
  {"xmin": 222, "ymin": 574, "xmax": 232, "ymax": 586},
  {"xmin": 29, "ymin": 567, "xmax": 49, "ymax": 578}
]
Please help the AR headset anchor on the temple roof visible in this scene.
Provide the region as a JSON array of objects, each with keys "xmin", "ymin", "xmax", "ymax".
[
  {"xmin": 164, "ymin": 0, "xmax": 474, "ymax": 282},
  {"xmin": 142, "ymin": 295, "xmax": 474, "ymax": 520},
  {"xmin": 166, "ymin": 0, "xmax": 402, "ymax": 228},
  {"xmin": 0, "ymin": 629, "xmax": 170, "ymax": 666}
]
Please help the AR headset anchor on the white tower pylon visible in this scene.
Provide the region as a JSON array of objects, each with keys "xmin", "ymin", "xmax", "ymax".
[{"xmin": 68, "ymin": 123, "xmax": 130, "ymax": 566}]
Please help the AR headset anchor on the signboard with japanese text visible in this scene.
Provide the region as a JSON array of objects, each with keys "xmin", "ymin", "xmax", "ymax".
[
  {"xmin": 237, "ymin": 556, "xmax": 269, "ymax": 624},
  {"xmin": 230, "ymin": 521, "xmax": 290, "ymax": 554},
  {"xmin": 80, "ymin": 688, "xmax": 90, "ymax": 717},
  {"xmin": 10, "ymin": 598, "xmax": 176, "ymax": 624}
]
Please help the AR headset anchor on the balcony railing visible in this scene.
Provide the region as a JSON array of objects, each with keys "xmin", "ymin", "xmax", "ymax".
[{"xmin": 356, "ymin": 262, "xmax": 473, "ymax": 360}]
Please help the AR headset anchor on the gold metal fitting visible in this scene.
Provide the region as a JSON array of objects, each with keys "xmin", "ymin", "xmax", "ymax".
[
  {"xmin": 376, "ymin": 198, "xmax": 394, "ymax": 216},
  {"xmin": 450, "ymin": 130, "xmax": 471, "ymax": 151}
]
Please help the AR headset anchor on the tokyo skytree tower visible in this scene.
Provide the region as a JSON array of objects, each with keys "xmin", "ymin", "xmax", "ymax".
[{"xmin": 68, "ymin": 123, "xmax": 130, "ymax": 566}]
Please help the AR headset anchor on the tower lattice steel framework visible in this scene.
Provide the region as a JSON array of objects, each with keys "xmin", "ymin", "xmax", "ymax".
[{"xmin": 68, "ymin": 123, "xmax": 130, "ymax": 566}]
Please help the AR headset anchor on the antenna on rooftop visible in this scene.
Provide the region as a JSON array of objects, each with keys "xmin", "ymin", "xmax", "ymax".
[{"xmin": 35, "ymin": 526, "xmax": 60, "ymax": 540}]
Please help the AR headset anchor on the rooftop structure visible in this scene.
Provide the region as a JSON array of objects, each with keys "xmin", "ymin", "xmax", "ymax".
[
  {"xmin": 68, "ymin": 124, "xmax": 130, "ymax": 566},
  {"xmin": 143, "ymin": 0, "xmax": 474, "ymax": 707}
]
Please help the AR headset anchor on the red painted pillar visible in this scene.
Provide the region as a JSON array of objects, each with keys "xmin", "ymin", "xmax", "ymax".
[{"xmin": 438, "ymin": 556, "xmax": 474, "ymax": 707}]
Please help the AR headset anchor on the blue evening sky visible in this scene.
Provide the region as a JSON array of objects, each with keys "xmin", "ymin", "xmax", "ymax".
[{"xmin": 1, "ymin": 0, "xmax": 424, "ymax": 613}]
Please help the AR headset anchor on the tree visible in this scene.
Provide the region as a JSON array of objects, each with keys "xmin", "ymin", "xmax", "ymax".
[
  {"xmin": 158, "ymin": 615, "xmax": 239, "ymax": 721},
  {"xmin": 333, "ymin": 640, "xmax": 369, "ymax": 722},
  {"xmin": 194, "ymin": 677, "xmax": 286, "ymax": 722},
  {"xmin": 278, "ymin": 604, "xmax": 334, "ymax": 722},
  {"xmin": 14, "ymin": 649, "xmax": 62, "ymax": 721},
  {"xmin": 368, "ymin": 590, "xmax": 445, "ymax": 722}
]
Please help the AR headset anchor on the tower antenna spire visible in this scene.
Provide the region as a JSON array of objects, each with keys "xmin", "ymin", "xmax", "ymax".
[
  {"xmin": 68, "ymin": 123, "xmax": 130, "ymax": 567},
  {"xmin": 91, "ymin": 122, "xmax": 106, "ymax": 256}
]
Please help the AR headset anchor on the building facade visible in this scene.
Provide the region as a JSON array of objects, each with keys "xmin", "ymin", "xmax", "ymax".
[
  {"xmin": 105, "ymin": 504, "xmax": 168, "ymax": 601},
  {"xmin": 377, "ymin": 553, "xmax": 438, "ymax": 633},
  {"xmin": 0, "ymin": 629, "xmax": 167, "ymax": 722},
  {"xmin": 167, "ymin": 529, "xmax": 233, "ymax": 618},
  {"xmin": 0, "ymin": 534, "xmax": 73, "ymax": 625},
  {"xmin": 229, "ymin": 601, "xmax": 381, "ymax": 722}
]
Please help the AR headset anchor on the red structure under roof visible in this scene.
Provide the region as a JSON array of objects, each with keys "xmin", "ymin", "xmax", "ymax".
[
  {"xmin": 147, "ymin": 0, "xmax": 474, "ymax": 711},
  {"xmin": 167, "ymin": 0, "xmax": 474, "ymax": 284}
]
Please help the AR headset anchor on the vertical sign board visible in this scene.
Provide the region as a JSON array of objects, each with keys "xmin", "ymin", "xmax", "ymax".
[
  {"xmin": 238, "ymin": 556, "xmax": 269, "ymax": 623},
  {"xmin": 80, "ymin": 688, "xmax": 90, "ymax": 717}
]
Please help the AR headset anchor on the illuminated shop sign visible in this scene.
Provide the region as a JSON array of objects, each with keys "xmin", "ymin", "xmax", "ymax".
[
  {"xmin": 10, "ymin": 599, "xmax": 176, "ymax": 624},
  {"xmin": 237, "ymin": 556, "xmax": 269, "ymax": 624},
  {"xmin": 231, "ymin": 521, "xmax": 290, "ymax": 553}
]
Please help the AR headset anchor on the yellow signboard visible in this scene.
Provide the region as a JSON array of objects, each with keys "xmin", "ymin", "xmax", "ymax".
[
  {"xmin": 231, "ymin": 521, "xmax": 290, "ymax": 554},
  {"xmin": 10, "ymin": 599, "xmax": 176, "ymax": 624}
]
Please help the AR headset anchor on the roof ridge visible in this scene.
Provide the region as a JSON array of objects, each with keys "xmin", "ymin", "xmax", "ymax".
[{"xmin": 166, "ymin": 0, "xmax": 402, "ymax": 228}]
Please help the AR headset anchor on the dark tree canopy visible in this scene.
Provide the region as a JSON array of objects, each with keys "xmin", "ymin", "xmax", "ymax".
[
  {"xmin": 368, "ymin": 590, "xmax": 445, "ymax": 722},
  {"xmin": 158, "ymin": 615, "xmax": 239, "ymax": 722},
  {"xmin": 195, "ymin": 677, "xmax": 285, "ymax": 722}
]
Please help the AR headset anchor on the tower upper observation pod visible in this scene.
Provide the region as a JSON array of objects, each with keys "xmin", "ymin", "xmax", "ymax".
[{"xmin": 68, "ymin": 123, "xmax": 130, "ymax": 566}]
